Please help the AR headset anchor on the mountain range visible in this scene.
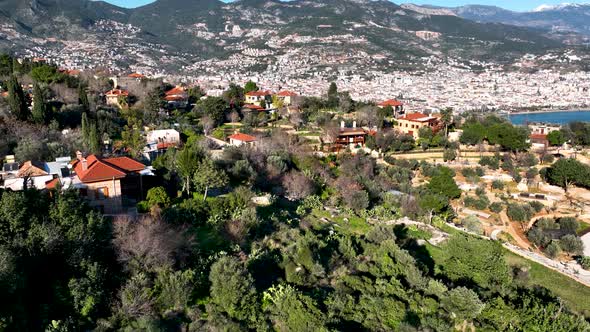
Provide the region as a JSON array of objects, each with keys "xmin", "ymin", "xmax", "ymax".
[
  {"xmin": 0, "ymin": 0, "xmax": 583, "ymax": 73},
  {"xmin": 404, "ymin": 2, "xmax": 590, "ymax": 41}
]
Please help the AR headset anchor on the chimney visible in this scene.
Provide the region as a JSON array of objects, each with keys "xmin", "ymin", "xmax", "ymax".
[
  {"xmin": 341, "ymin": 121, "xmax": 345, "ymax": 128},
  {"xmin": 76, "ymin": 151, "xmax": 83, "ymax": 161},
  {"xmin": 81, "ymin": 158, "xmax": 88, "ymax": 171},
  {"xmin": 353, "ymin": 121, "xmax": 357, "ymax": 128}
]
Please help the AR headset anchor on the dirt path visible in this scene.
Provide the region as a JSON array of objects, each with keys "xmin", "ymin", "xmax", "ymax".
[{"xmin": 499, "ymin": 211, "xmax": 532, "ymax": 250}]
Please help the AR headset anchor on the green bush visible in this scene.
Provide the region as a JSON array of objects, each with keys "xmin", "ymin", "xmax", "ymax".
[
  {"xmin": 491, "ymin": 180, "xmax": 504, "ymax": 190},
  {"xmin": 545, "ymin": 241, "xmax": 561, "ymax": 258},
  {"xmin": 489, "ymin": 202, "xmax": 503, "ymax": 213}
]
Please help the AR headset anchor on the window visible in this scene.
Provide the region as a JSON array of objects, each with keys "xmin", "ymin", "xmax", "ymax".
[{"xmin": 97, "ymin": 187, "xmax": 109, "ymax": 200}]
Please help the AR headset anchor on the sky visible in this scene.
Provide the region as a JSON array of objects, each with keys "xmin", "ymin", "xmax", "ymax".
[{"xmin": 103, "ymin": 0, "xmax": 586, "ymax": 12}]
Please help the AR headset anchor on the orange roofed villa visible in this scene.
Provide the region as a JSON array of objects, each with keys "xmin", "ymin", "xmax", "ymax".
[
  {"xmin": 70, "ymin": 152, "xmax": 149, "ymax": 214},
  {"xmin": 394, "ymin": 112, "xmax": 441, "ymax": 139},
  {"xmin": 378, "ymin": 99, "xmax": 404, "ymax": 117},
  {"xmin": 105, "ymin": 89, "xmax": 129, "ymax": 108}
]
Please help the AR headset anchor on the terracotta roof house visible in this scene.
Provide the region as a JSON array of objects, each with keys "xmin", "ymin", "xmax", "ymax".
[
  {"xmin": 394, "ymin": 112, "xmax": 440, "ymax": 139},
  {"xmin": 127, "ymin": 73, "xmax": 145, "ymax": 79},
  {"xmin": 378, "ymin": 99, "xmax": 403, "ymax": 108},
  {"xmin": 378, "ymin": 99, "xmax": 405, "ymax": 117},
  {"xmin": 105, "ymin": 89, "xmax": 129, "ymax": 108},
  {"xmin": 144, "ymin": 129, "xmax": 181, "ymax": 161},
  {"xmin": 164, "ymin": 86, "xmax": 189, "ymax": 108},
  {"xmin": 228, "ymin": 133, "xmax": 257, "ymax": 147},
  {"xmin": 242, "ymin": 104, "xmax": 266, "ymax": 112},
  {"xmin": 72, "ymin": 152, "xmax": 147, "ymax": 214},
  {"xmin": 245, "ymin": 90, "xmax": 271, "ymax": 107},
  {"xmin": 276, "ymin": 90, "xmax": 298, "ymax": 106}
]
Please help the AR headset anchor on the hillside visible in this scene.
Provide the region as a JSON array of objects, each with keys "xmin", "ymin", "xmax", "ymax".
[
  {"xmin": 405, "ymin": 3, "xmax": 590, "ymax": 41},
  {"xmin": 0, "ymin": 0, "xmax": 570, "ymax": 73}
]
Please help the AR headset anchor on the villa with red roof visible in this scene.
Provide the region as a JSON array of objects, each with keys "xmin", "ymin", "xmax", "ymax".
[
  {"xmin": 72, "ymin": 152, "xmax": 146, "ymax": 214},
  {"xmin": 394, "ymin": 112, "xmax": 440, "ymax": 139},
  {"xmin": 378, "ymin": 99, "xmax": 404, "ymax": 117},
  {"xmin": 164, "ymin": 86, "xmax": 189, "ymax": 108},
  {"xmin": 245, "ymin": 90, "xmax": 271, "ymax": 107},
  {"xmin": 276, "ymin": 90, "xmax": 298, "ymax": 106},
  {"xmin": 105, "ymin": 89, "xmax": 129, "ymax": 108},
  {"xmin": 228, "ymin": 133, "xmax": 257, "ymax": 147}
]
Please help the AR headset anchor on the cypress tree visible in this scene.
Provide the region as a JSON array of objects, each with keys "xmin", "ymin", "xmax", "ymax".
[
  {"xmin": 7, "ymin": 75, "xmax": 28, "ymax": 121},
  {"xmin": 31, "ymin": 83, "xmax": 47, "ymax": 124},
  {"xmin": 78, "ymin": 84, "xmax": 89, "ymax": 112}
]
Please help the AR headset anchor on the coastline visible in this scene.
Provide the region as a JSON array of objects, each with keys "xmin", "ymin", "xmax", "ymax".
[{"xmin": 508, "ymin": 109, "xmax": 590, "ymax": 115}]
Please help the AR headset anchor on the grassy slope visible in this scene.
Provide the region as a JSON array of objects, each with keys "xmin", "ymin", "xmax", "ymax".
[
  {"xmin": 504, "ymin": 251, "xmax": 590, "ymax": 316},
  {"xmin": 428, "ymin": 239, "xmax": 590, "ymax": 317}
]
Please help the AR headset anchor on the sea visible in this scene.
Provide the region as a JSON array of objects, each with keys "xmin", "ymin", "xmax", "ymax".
[{"xmin": 508, "ymin": 110, "xmax": 590, "ymax": 125}]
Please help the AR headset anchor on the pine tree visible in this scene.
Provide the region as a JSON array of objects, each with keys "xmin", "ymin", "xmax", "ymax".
[
  {"xmin": 78, "ymin": 84, "xmax": 90, "ymax": 113},
  {"xmin": 7, "ymin": 76, "xmax": 28, "ymax": 121},
  {"xmin": 31, "ymin": 83, "xmax": 47, "ymax": 124}
]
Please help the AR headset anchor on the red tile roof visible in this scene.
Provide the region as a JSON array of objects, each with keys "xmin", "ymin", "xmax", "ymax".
[
  {"xmin": 106, "ymin": 89, "xmax": 129, "ymax": 97},
  {"xmin": 277, "ymin": 90, "xmax": 298, "ymax": 97},
  {"xmin": 128, "ymin": 73, "xmax": 145, "ymax": 78},
  {"xmin": 243, "ymin": 104, "xmax": 265, "ymax": 111},
  {"xmin": 228, "ymin": 133, "xmax": 257, "ymax": 143},
  {"xmin": 530, "ymin": 134, "xmax": 548, "ymax": 140},
  {"xmin": 399, "ymin": 113, "xmax": 436, "ymax": 122},
  {"xmin": 378, "ymin": 99, "xmax": 403, "ymax": 107},
  {"xmin": 245, "ymin": 90, "xmax": 271, "ymax": 97},
  {"xmin": 165, "ymin": 86, "xmax": 186, "ymax": 96},
  {"xmin": 73, "ymin": 155, "xmax": 145, "ymax": 183},
  {"xmin": 17, "ymin": 161, "xmax": 48, "ymax": 177},
  {"xmin": 45, "ymin": 178, "xmax": 60, "ymax": 190}
]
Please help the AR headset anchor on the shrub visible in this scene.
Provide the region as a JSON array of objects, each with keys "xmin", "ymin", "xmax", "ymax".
[
  {"xmin": 489, "ymin": 202, "xmax": 503, "ymax": 213},
  {"xmin": 491, "ymin": 180, "xmax": 504, "ymax": 190},
  {"xmin": 479, "ymin": 156, "xmax": 499, "ymax": 170},
  {"xmin": 558, "ymin": 217, "xmax": 579, "ymax": 235},
  {"xmin": 528, "ymin": 201, "xmax": 544, "ymax": 214},
  {"xmin": 475, "ymin": 167, "xmax": 485, "ymax": 177},
  {"xmin": 462, "ymin": 215, "xmax": 483, "ymax": 235},
  {"xmin": 545, "ymin": 241, "xmax": 561, "ymax": 259},
  {"xmin": 506, "ymin": 204, "xmax": 531, "ymax": 222},
  {"xmin": 560, "ymin": 235, "xmax": 584, "ymax": 255},
  {"xmin": 579, "ymin": 256, "xmax": 590, "ymax": 270}
]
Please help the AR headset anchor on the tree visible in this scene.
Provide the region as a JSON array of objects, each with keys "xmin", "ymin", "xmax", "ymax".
[
  {"xmin": 419, "ymin": 193, "xmax": 448, "ymax": 223},
  {"xmin": 545, "ymin": 158, "xmax": 590, "ymax": 192},
  {"xmin": 244, "ymin": 80, "xmax": 259, "ymax": 94},
  {"xmin": 198, "ymin": 97, "xmax": 228, "ymax": 127},
  {"xmin": 545, "ymin": 241, "xmax": 562, "ymax": 258},
  {"xmin": 78, "ymin": 84, "xmax": 90, "ymax": 113},
  {"xmin": 427, "ymin": 168, "xmax": 461, "ymax": 199},
  {"xmin": 222, "ymin": 83, "xmax": 244, "ymax": 109},
  {"xmin": 443, "ymin": 149, "xmax": 457, "ymax": 162},
  {"xmin": 176, "ymin": 146, "xmax": 202, "ymax": 195},
  {"xmin": 146, "ymin": 187, "xmax": 171, "ymax": 208},
  {"xmin": 547, "ymin": 130, "xmax": 566, "ymax": 146},
  {"xmin": 193, "ymin": 159, "xmax": 229, "ymax": 201},
  {"xmin": 263, "ymin": 284, "xmax": 326, "ymax": 332},
  {"xmin": 560, "ymin": 234, "xmax": 584, "ymax": 255},
  {"xmin": 154, "ymin": 269, "xmax": 195, "ymax": 312},
  {"xmin": 209, "ymin": 256, "xmax": 258, "ymax": 323},
  {"xmin": 441, "ymin": 287, "xmax": 484, "ymax": 321},
  {"xmin": 121, "ymin": 118, "xmax": 144, "ymax": 158},
  {"xmin": 143, "ymin": 89, "xmax": 163, "ymax": 125},
  {"xmin": 283, "ymin": 171, "xmax": 316, "ymax": 200},
  {"xmin": 31, "ymin": 83, "xmax": 48, "ymax": 124},
  {"xmin": 7, "ymin": 75, "xmax": 28, "ymax": 121},
  {"xmin": 113, "ymin": 216, "xmax": 193, "ymax": 273},
  {"xmin": 327, "ymin": 82, "xmax": 338, "ymax": 107},
  {"xmin": 440, "ymin": 108, "xmax": 453, "ymax": 137},
  {"xmin": 441, "ymin": 235, "xmax": 512, "ymax": 291}
]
